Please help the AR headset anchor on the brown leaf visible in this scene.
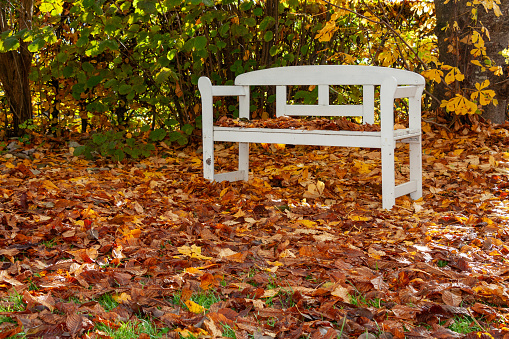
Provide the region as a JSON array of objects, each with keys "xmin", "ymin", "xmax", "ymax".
[
  {"xmin": 442, "ymin": 290, "xmax": 462, "ymax": 307},
  {"xmin": 66, "ymin": 313, "xmax": 82, "ymax": 337}
]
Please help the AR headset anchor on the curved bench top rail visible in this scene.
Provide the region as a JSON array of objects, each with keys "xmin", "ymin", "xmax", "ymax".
[{"xmin": 235, "ymin": 65, "xmax": 425, "ymax": 87}]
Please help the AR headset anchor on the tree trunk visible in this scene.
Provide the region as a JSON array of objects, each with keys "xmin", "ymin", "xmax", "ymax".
[
  {"xmin": 434, "ymin": 0, "xmax": 509, "ymax": 124},
  {"xmin": 0, "ymin": 0, "xmax": 34, "ymax": 136}
]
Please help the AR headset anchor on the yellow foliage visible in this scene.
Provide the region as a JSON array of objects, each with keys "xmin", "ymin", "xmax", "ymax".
[
  {"xmin": 443, "ymin": 66, "xmax": 465, "ymax": 84},
  {"xmin": 441, "ymin": 94, "xmax": 478, "ymax": 115},
  {"xmin": 421, "ymin": 69, "xmax": 443, "ymax": 83},
  {"xmin": 378, "ymin": 49, "xmax": 398, "ymax": 67},
  {"xmin": 471, "ymin": 80, "xmax": 497, "ymax": 106},
  {"xmin": 490, "ymin": 66, "xmax": 503, "ymax": 76},
  {"xmin": 315, "ymin": 20, "xmax": 339, "ymax": 42}
]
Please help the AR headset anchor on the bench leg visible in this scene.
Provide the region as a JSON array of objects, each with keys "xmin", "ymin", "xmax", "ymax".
[
  {"xmin": 203, "ymin": 135, "xmax": 215, "ymax": 181},
  {"xmin": 239, "ymin": 142, "xmax": 249, "ymax": 181},
  {"xmin": 409, "ymin": 137, "xmax": 422, "ymax": 200},
  {"xmin": 381, "ymin": 146, "xmax": 396, "ymax": 210}
]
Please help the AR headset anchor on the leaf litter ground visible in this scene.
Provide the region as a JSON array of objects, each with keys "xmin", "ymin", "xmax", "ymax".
[{"xmin": 1, "ymin": 122, "xmax": 509, "ymax": 338}]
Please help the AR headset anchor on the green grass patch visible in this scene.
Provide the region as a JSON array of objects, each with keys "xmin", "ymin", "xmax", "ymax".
[
  {"xmin": 0, "ymin": 292, "xmax": 25, "ymax": 312},
  {"xmin": 97, "ymin": 293, "xmax": 119, "ymax": 312},
  {"xmin": 94, "ymin": 319, "xmax": 169, "ymax": 338},
  {"xmin": 447, "ymin": 315, "xmax": 484, "ymax": 334}
]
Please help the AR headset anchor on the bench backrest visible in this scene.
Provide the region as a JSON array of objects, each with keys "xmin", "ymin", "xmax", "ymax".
[{"xmin": 234, "ymin": 65, "xmax": 424, "ymax": 123}]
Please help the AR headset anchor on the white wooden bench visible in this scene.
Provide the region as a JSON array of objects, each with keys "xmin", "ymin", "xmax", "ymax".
[{"xmin": 198, "ymin": 65, "xmax": 425, "ymax": 209}]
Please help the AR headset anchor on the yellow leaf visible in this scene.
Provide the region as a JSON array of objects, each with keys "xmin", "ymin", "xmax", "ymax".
[
  {"xmin": 471, "ymin": 60, "xmax": 483, "ymax": 67},
  {"xmin": 178, "ymin": 244, "xmax": 213, "ymax": 260},
  {"xmin": 349, "ymin": 215, "xmax": 371, "ymax": 221},
  {"xmin": 274, "ymin": 143, "xmax": 286, "ymax": 151},
  {"xmin": 5, "ymin": 162, "xmax": 15, "ymax": 169},
  {"xmin": 185, "ymin": 300, "xmax": 205, "ymax": 313},
  {"xmin": 353, "ymin": 160, "xmax": 371, "ymax": 174},
  {"xmin": 493, "ymin": 2, "xmax": 502, "ymax": 16},
  {"xmin": 219, "ymin": 187, "xmax": 229, "ymax": 198},
  {"xmin": 175, "ymin": 328, "xmax": 208, "ymax": 338},
  {"xmin": 315, "ymin": 20, "xmax": 338, "ymax": 42},
  {"xmin": 185, "ymin": 267, "xmax": 202, "ymax": 274},
  {"xmin": 421, "ymin": 69, "xmax": 443, "ymax": 83},
  {"xmin": 490, "ymin": 66, "xmax": 503, "ymax": 76},
  {"xmin": 422, "ymin": 122, "xmax": 432, "ymax": 134},
  {"xmin": 112, "ymin": 292, "xmax": 131, "ymax": 304},
  {"xmin": 298, "ymin": 220, "xmax": 317, "ymax": 228},
  {"xmin": 475, "ymin": 79, "xmax": 490, "ymax": 90},
  {"xmin": 444, "ymin": 67, "xmax": 464, "ymax": 84},
  {"xmin": 441, "ymin": 95, "xmax": 478, "ymax": 115},
  {"xmin": 43, "ymin": 179, "xmax": 59, "ymax": 191}
]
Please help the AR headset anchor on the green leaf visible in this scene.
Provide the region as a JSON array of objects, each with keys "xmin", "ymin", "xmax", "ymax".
[
  {"xmin": 149, "ymin": 128, "xmax": 167, "ymax": 141},
  {"xmin": 104, "ymin": 79, "xmax": 119, "ymax": 89},
  {"xmin": 72, "ymin": 83, "xmax": 86, "ymax": 100},
  {"xmin": 3, "ymin": 36, "xmax": 19, "ymax": 51},
  {"xmin": 155, "ymin": 67, "xmax": 176, "ymax": 84},
  {"xmin": 182, "ymin": 124, "xmax": 194, "ymax": 135},
  {"xmin": 73, "ymin": 145, "xmax": 87, "ymax": 156},
  {"xmin": 57, "ymin": 52, "xmax": 69, "ymax": 62},
  {"xmin": 259, "ymin": 16, "xmax": 275, "ymax": 31},
  {"xmin": 240, "ymin": 1, "xmax": 252, "ymax": 11},
  {"xmin": 28, "ymin": 38, "xmax": 45, "ymax": 52},
  {"xmin": 76, "ymin": 35, "xmax": 89, "ymax": 47},
  {"xmin": 219, "ymin": 23, "xmax": 230, "ymax": 38},
  {"xmin": 93, "ymin": 133, "xmax": 107, "ymax": 144},
  {"xmin": 244, "ymin": 18, "xmax": 256, "ymax": 27},
  {"xmin": 83, "ymin": 0, "xmax": 95, "ymax": 9},
  {"xmin": 86, "ymin": 75, "xmax": 103, "ymax": 88},
  {"xmin": 82, "ymin": 62, "xmax": 95, "ymax": 73},
  {"xmin": 194, "ymin": 36, "xmax": 207, "ymax": 50},
  {"xmin": 263, "ymin": 31, "xmax": 273, "ymax": 42},
  {"xmin": 63, "ymin": 66, "xmax": 75, "ymax": 78},
  {"xmin": 164, "ymin": 118, "xmax": 179, "ymax": 127},
  {"xmin": 112, "ymin": 149, "xmax": 125, "ymax": 162},
  {"xmin": 119, "ymin": 84, "xmax": 132, "ymax": 95},
  {"xmin": 120, "ymin": 1, "xmax": 132, "ymax": 11}
]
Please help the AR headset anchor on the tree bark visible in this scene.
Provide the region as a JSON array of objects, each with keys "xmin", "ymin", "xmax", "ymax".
[
  {"xmin": 0, "ymin": 0, "xmax": 34, "ymax": 136},
  {"xmin": 434, "ymin": 0, "xmax": 509, "ymax": 124}
]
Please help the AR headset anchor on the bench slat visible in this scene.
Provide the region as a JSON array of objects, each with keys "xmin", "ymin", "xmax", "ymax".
[
  {"xmin": 394, "ymin": 86, "xmax": 419, "ymax": 99},
  {"xmin": 214, "ymin": 171, "xmax": 247, "ymax": 182},
  {"xmin": 283, "ymin": 105, "xmax": 364, "ymax": 117},
  {"xmin": 214, "ymin": 127, "xmax": 383, "ymax": 148},
  {"xmin": 395, "ymin": 180, "xmax": 418, "ymax": 198},
  {"xmin": 211, "ymin": 86, "xmax": 247, "ymax": 96}
]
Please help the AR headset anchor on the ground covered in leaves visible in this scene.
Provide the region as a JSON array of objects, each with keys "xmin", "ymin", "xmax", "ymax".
[{"xmin": 2, "ymin": 121, "xmax": 509, "ymax": 338}]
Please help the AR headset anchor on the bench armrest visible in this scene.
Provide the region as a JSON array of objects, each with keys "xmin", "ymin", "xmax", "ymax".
[
  {"xmin": 198, "ymin": 77, "xmax": 250, "ymax": 119},
  {"xmin": 394, "ymin": 84, "xmax": 424, "ymax": 131}
]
